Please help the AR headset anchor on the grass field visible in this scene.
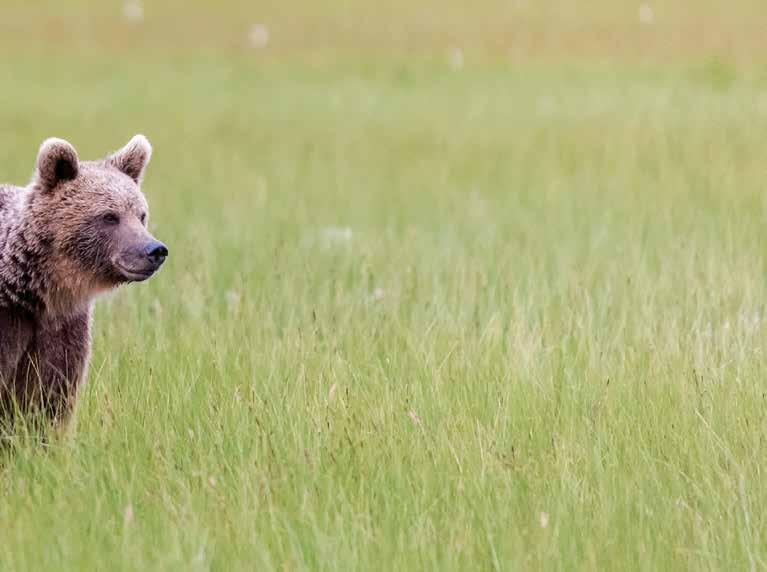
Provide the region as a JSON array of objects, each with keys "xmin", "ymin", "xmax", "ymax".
[{"xmin": 2, "ymin": 1, "xmax": 767, "ymax": 570}]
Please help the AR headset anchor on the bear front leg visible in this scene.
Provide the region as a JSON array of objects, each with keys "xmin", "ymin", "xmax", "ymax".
[
  {"xmin": 15, "ymin": 310, "xmax": 92, "ymax": 424},
  {"xmin": 0, "ymin": 309, "xmax": 35, "ymax": 416}
]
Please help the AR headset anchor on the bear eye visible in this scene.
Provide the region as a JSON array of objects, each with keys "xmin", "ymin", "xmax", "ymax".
[
  {"xmin": 102, "ymin": 212, "xmax": 120, "ymax": 225},
  {"xmin": 139, "ymin": 212, "xmax": 147, "ymax": 225}
]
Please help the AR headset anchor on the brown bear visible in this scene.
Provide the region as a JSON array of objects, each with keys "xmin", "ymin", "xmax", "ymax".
[{"xmin": 0, "ymin": 135, "xmax": 167, "ymax": 425}]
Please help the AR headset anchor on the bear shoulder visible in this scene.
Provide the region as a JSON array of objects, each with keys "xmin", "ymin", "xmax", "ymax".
[
  {"xmin": 0, "ymin": 184, "xmax": 23, "ymax": 214},
  {"xmin": 0, "ymin": 184, "xmax": 23, "ymax": 236}
]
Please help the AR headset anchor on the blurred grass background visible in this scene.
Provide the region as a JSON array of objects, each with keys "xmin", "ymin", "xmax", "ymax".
[
  {"xmin": 1, "ymin": 1, "xmax": 767, "ymax": 571},
  {"xmin": 2, "ymin": 0, "xmax": 767, "ymax": 65}
]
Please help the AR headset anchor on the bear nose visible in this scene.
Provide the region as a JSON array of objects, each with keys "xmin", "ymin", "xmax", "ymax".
[{"xmin": 145, "ymin": 240, "xmax": 168, "ymax": 267}]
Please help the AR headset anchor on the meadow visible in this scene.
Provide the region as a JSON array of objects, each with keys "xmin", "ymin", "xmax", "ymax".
[{"xmin": 2, "ymin": 1, "xmax": 767, "ymax": 570}]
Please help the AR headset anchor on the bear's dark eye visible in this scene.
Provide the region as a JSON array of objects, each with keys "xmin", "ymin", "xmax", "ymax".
[
  {"xmin": 102, "ymin": 212, "xmax": 120, "ymax": 225},
  {"xmin": 139, "ymin": 212, "xmax": 147, "ymax": 225}
]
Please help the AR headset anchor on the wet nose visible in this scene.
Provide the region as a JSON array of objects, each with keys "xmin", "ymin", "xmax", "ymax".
[{"xmin": 145, "ymin": 240, "xmax": 168, "ymax": 267}]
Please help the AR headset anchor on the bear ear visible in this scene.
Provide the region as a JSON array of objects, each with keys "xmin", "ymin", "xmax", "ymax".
[
  {"xmin": 35, "ymin": 138, "xmax": 79, "ymax": 192},
  {"xmin": 109, "ymin": 134, "xmax": 152, "ymax": 185}
]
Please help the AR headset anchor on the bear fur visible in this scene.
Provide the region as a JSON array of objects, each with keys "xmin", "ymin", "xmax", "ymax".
[{"xmin": 0, "ymin": 135, "xmax": 167, "ymax": 424}]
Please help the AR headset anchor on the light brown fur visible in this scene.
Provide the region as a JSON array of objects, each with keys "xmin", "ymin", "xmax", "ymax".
[{"xmin": 0, "ymin": 135, "xmax": 167, "ymax": 424}]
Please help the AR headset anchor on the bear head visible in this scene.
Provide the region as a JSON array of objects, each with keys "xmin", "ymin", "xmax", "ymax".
[{"xmin": 25, "ymin": 135, "xmax": 167, "ymax": 315}]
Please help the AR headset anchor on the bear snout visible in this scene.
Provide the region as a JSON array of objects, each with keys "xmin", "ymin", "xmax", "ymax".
[
  {"xmin": 113, "ymin": 238, "xmax": 168, "ymax": 282},
  {"xmin": 144, "ymin": 240, "xmax": 168, "ymax": 269}
]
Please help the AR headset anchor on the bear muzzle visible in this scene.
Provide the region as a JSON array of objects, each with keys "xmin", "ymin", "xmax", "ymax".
[
  {"xmin": 113, "ymin": 239, "xmax": 169, "ymax": 282},
  {"xmin": 145, "ymin": 240, "xmax": 169, "ymax": 268}
]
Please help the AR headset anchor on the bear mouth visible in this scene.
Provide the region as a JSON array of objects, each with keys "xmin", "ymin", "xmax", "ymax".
[{"xmin": 114, "ymin": 263, "xmax": 155, "ymax": 282}]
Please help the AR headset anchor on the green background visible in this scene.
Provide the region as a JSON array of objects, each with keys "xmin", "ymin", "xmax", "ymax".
[{"xmin": 1, "ymin": 1, "xmax": 767, "ymax": 570}]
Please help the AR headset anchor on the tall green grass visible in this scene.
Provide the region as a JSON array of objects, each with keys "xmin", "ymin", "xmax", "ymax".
[{"xmin": 1, "ymin": 7, "xmax": 767, "ymax": 570}]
